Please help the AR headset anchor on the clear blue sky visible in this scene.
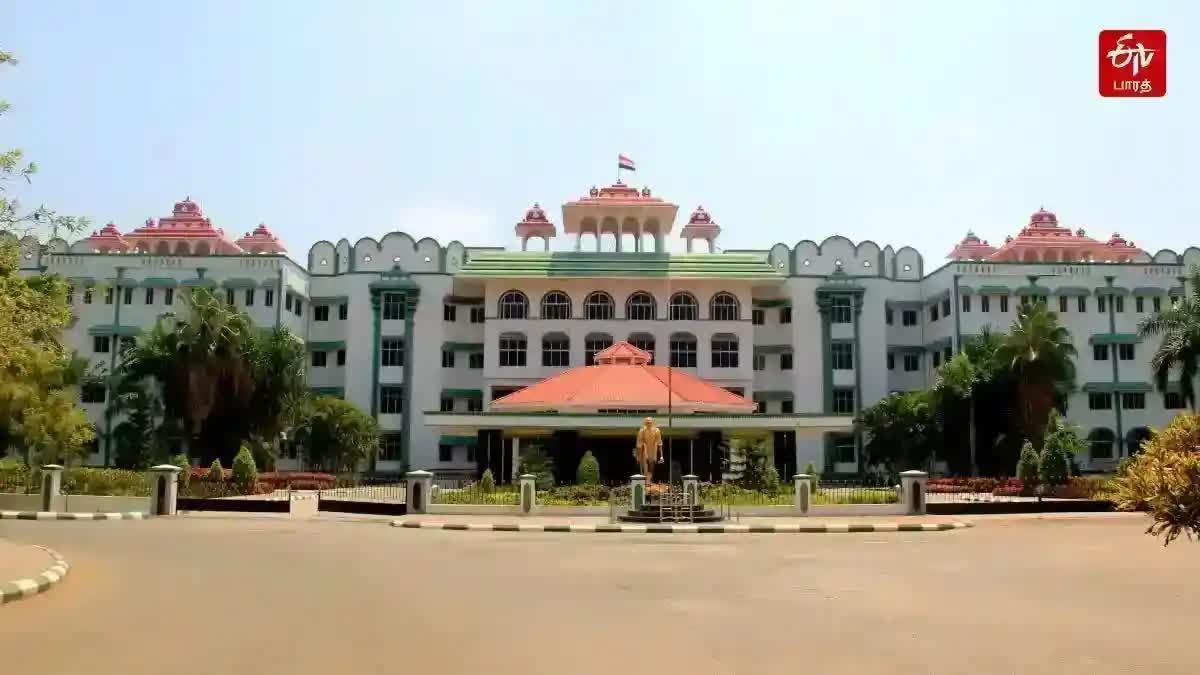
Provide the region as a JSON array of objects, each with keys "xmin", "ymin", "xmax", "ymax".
[{"xmin": 4, "ymin": 2, "xmax": 1196, "ymax": 261}]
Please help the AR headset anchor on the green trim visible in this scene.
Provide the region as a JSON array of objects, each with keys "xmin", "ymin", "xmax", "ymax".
[
  {"xmin": 956, "ymin": 286, "xmax": 973, "ymax": 295},
  {"xmin": 136, "ymin": 277, "xmax": 177, "ymax": 288},
  {"xmin": 975, "ymin": 285, "xmax": 1010, "ymax": 295},
  {"xmin": 457, "ymin": 252, "xmax": 782, "ymax": 279},
  {"xmin": 179, "ymin": 278, "xmax": 217, "ymax": 289},
  {"xmin": 886, "ymin": 344, "xmax": 925, "ymax": 355},
  {"xmin": 1105, "ymin": 276, "xmax": 1123, "ymax": 456},
  {"xmin": 1093, "ymin": 286, "xmax": 1130, "ymax": 296},
  {"xmin": 104, "ymin": 267, "xmax": 125, "ymax": 467},
  {"xmin": 311, "ymin": 295, "xmax": 350, "ymax": 303},
  {"xmin": 400, "ymin": 291, "xmax": 420, "ymax": 469},
  {"xmin": 307, "ymin": 340, "xmax": 346, "ymax": 351},
  {"xmin": 102, "ymin": 276, "xmax": 137, "ymax": 287},
  {"xmin": 952, "ymin": 275, "xmax": 962, "ymax": 353},
  {"xmin": 368, "ymin": 292, "xmax": 382, "ymax": 473},
  {"xmin": 752, "ymin": 344, "xmax": 793, "ymax": 355},
  {"xmin": 220, "ymin": 277, "xmax": 259, "ymax": 289},
  {"xmin": 1088, "ymin": 333, "xmax": 1141, "ymax": 345},
  {"xmin": 1052, "ymin": 286, "xmax": 1090, "ymax": 297},
  {"xmin": 87, "ymin": 324, "xmax": 141, "ymax": 337},
  {"xmin": 1131, "ymin": 286, "xmax": 1167, "ymax": 296},
  {"xmin": 925, "ymin": 289, "xmax": 950, "ymax": 304},
  {"xmin": 1168, "ymin": 286, "xmax": 1186, "ymax": 297},
  {"xmin": 66, "ymin": 276, "xmax": 97, "ymax": 287},
  {"xmin": 752, "ymin": 298, "xmax": 791, "ymax": 308},
  {"xmin": 441, "ymin": 341, "xmax": 485, "ymax": 352},
  {"xmin": 1082, "ymin": 381, "xmax": 1152, "ymax": 393},
  {"xmin": 308, "ymin": 386, "xmax": 345, "ymax": 398},
  {"xmin": 925, "ymin": 337, "xmax": 953, "ymax": 352},
  {"xmin": 1015, "ymin": 284, "xmax": 1051, "ymax": 296},
  {"xmin": 851, "ymin": 295, "xmax": 863, "ymax": 472},
  {"xmin": 439, "ymin": 435, "xmax": 478, "ymax": 446},
  {"xmin": 819, "ymin": 300, "xmax": 833, "ymax": 413},
  {"xmin": 274, "ymin": 270, "xmax": 283, "ymax": 328},
  {"xmin": 884, "ymin": 299, "xmax": 924, "ymax": 309},
  {"xmin": 441, "ymin": 389, "xmax": 483, "ymax": 399},
  {"xmin": 445, "ymin": 295, "xmax": 485, "ymax": 306},
  {"xmin": 752, "ymin": 390, "xmax": 794, "ymax": 401}
]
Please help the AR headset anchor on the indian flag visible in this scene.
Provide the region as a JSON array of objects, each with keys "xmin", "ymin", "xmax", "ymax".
[{"xmin": 618, "ymin": 154, "xmax": 636, "ymax": 171}]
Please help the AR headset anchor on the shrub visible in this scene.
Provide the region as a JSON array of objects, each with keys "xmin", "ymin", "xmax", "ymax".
[
  {"xmin": 232, "ymin": 446, "xmax": 258, "ymax": 492},
  {"xmin": 479, "ymin": 468, "xmax": 496, "ymax": 493},
  {"xmin": 540, "ymin": 484, "xmax": 611, "ymax": 505},
  {"xmin": 518, "ymin": 446, "xmax": 555, "ymax": 490},
  {"xmin": 737, "ymin": 440, "xmax": 780, "ymax": 493},
  {"xmin": 1038, "ymin": 444, "xmax": 1070, "ymax": 487},
  {"xmin": 1113, "ymin": 412, "xmax": 1200, "ymax": 545},
  {"xmin": 256, "ymin": 472, "xmax": 336, "ymax": 490},
  {"xmin": 60, "ymin": 468, "xmax": 151, "ymax": 496},
  {"xmin": 206, "ymin": 459, "xmax": 225, "ymax": 482},
  {"xmin": 171, "ymin": 454, "xmax": 191, "ymax": 489},
  {"xmin": 1016, "ymin": 442, "xmax": 1040, "ymax": 493},
  {"xmin": 575, "ymin": 451, "xmax": 600, "ymax": 485}
]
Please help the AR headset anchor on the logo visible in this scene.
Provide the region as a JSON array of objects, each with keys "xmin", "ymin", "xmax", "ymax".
[{"xmin": 1099, "ymin": 30, "xmax": 1166, "ymax": 97}]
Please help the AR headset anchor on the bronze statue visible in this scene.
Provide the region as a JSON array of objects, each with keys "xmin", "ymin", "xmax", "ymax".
[{"xmin": 635, "ymin": 417, "xmax": 664, "ymax": 484}]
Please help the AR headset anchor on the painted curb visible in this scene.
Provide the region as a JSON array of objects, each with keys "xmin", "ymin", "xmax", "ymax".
[
  {"xmin": 390, "ymin": 521, "xmax": 974, "ymax": 533},
  {"xmin": 0, "ymin": 511, "xmax": 145, "ymax": 521},
  {"xmin": 0, "ymin": 545, "xmax": 70, "ymax": 605}
]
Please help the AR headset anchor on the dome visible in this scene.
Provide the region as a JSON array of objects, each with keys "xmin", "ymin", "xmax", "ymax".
[
  {"xmin": 1107, "ymin": 233, "xmax": 1130, "ymax": 246},
  {"xmin": 1029, "ymin": 208, "xmax": 1057, "ymax": 226},
  {"xmin": 522, "ymin": 203, "xmax": 549, "ymax": 223},
  {"xmin": 688, "ymin": 205, "xmax": 714, "ymax": 225}
]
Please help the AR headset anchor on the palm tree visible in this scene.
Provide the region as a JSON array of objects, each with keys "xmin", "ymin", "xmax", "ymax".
[
  {"xmin": 996, "ymin": 302, "xmax": 1077, "ymax": 449},
  {"xmin": 1138, "ymin": 266, "xmax": 1200, "ymax": 410},
  {"xmin": 935, "ymin": 328, "xmax": 1003, "ymax": 475},
  {"xmin": 243, "ymin": 327, "xmax": 307, "ymax": 467}
]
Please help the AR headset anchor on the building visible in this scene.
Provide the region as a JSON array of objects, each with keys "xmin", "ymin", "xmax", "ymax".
[{"xmin": 12, "ymin": 184, "xmax": 1198, "ymax": 477}]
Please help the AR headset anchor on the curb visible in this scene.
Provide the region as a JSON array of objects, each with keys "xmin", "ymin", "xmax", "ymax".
[
  {"xmin": 0, "ymin": 545, "xmax": 70, "ymax": 605},
  {"xmin": 0, "ymin": 511, "xmax": 145, "ymax": 521},
  {"xmin": 390, "ymin": 521, "xmax": 974, "ymax": 533}
]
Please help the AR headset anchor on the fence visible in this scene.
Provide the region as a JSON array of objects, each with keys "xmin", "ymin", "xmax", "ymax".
[
  {"xmin": 432, "ymin": 479, "xmax": 520, "ymax": 506},
  {"xmin": 698, "ymin": 480, "xmax": 900, "ymax": 508},
  {"xmin": 319, "ymin": 474, "xmax": 408, "ymax": 504}
]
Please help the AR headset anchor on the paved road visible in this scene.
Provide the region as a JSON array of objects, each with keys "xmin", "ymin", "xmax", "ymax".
[{"xmin": 0, "ymin": 513, "xmax": 1196, "ymax": 674}]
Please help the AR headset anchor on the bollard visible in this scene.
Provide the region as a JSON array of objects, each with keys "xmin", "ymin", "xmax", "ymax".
[
  {"xmin": 682, "ymin": 474, "xmax": 699, "ymax": 506},
  {"xmin": 148, "ymin": 464, "xmax": 182, "ymax": 516},
  {"xmin": 519, "ymin": 473, "xmax": 537, "ymax": 514},
  {"xmin": 406, "ymin": 470, "xmax": 434, "ymax": 514},
  {"xmin": 40, "ymin": 464, "xmax": 64, "ymax": 513},
  {"xmin": 630, "ymin": 474, "xmax": 647, "ymax": 511},
  {"xmin": 900, "ymin": 470, "xmax": 929, "ymax": 515},
  {"xmin": 793, "ymin": 473, "xmax": 812, "ymax": 515}
]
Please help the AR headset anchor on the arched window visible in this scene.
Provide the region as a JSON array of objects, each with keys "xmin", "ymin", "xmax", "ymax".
[
  {"xmin": 710, "ymin": 292, "xmax": 740, "ymax": 321},
  {"xmin": 498, "ymin": 290, "xmax": 529, "ymax": 319},
  {"xmin": 1126, "ymin": 427, "xmax": 1152, "ymax": 456},
  {"xmin": 540, "ymin": 291, "xmax": 571, "ymax": 320},
  {"xmin": 1087, "ymin": 428, "xmax": 1115, "ymax": 460},
  {"xmin": 541, "ymin": 333, "xmax": 570, "ymax": 367},
  {"xmin": 669, "ymin": 332, "xmax": 697, "ymax": 368},
  {"xmin": 583, "ymin": 292, "xmax": 615, "ymax": 320},
  {"xmin": 628, "ymin": 332, "xmax": 655, "ymax": 364},
  {"xmin": 584, "ymin": 332, "xmax": 613, "ymax": 365},
  {"xmin": 711, "ymin": 333, "xmax": 739, "ymax": 368},
  {"xmin": 498, "ymin": 332, "xmax": 527, "ymax": 367},
  {"xmin": 669, "ymin": 292, "xmax": 699, "ymax": 321},
  {"xmin": 625, "ymin": 292, "xmax": 656, "ymax": 321}
]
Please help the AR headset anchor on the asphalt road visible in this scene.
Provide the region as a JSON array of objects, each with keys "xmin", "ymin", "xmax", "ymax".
[{"xmin": 1, "ymin": 513, "xmax": 1196, "ymax": 675}]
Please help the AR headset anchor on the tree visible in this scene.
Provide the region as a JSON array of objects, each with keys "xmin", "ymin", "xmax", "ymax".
[
  {"xmin": 1041, "ymin": 409, "xmax": 1085, "ymax": 479},
  {"xmin": 291, "ymin": 396, "xmax": 380, "ymax": 473},
  {"xmin": 1113, "ymin": 411, "xmax": 1200, "ymax": 546},
  {"xmin": 996, "ymin": 302, "xmax": 1076, "ymax": 449},
  {"xmin": 575, "ymin": 450, "xmax": 600, "ymax": 485},
  {"xmin": 110, "ymin": 378, "xmax": 164, "ymax": 469},
  {"xmin": 1138, "ymin": 266, "xmax": 1200, "ymax": 410},
  {"xmin": 243, "ymin": 328, "xmax": 307, "ymax": 466},
  {"xmin": 206, "ymin": 458, "xmax": 225, "ymax": 482},
  {"xmin": 935, "ymin": 329, "xmax": 1004, "ymax": 476},
  {"xmin": 856, "ymin": 391, "xmax": 940, "ymax": 470},
  {"xmin": 1016, "ymin": 441, "xmax": 1040, "ymax": 494},
  {"xmin": 517, "ymin": 445, "xmax": 555, "ymax": 490},
  {"xmin": 479, "ymin": 468, "xmax": 496, "ymax": 493},
  {"xmin": 231, "ymin": 445, "xmax": 258, "ymax": 493}
]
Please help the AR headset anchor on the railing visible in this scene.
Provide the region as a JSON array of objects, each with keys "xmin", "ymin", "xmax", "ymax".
[
  {"xmin": 700, "ymin": 480, "xmax": 900, "ymax": 507},
  {"xmin": 0, "ymin": 471, "xmax": 34, "ymax": 494},
  {"xmin": 432, "ymin": 480, "xmax": 520, "ymax": 506},
  {"xmin": 319, "ymin": 474, "xmax": 407, "ymax": 504}
]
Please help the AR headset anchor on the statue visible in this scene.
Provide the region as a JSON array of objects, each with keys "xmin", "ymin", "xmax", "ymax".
[{"xmin": 635, "ymin": 417, "xmax": 664, "ymax": 484}]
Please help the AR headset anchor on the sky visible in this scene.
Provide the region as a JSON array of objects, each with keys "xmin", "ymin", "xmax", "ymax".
[{"xmin": 3, "ymin": 2, "xmax": 1196, "ymax": 263}]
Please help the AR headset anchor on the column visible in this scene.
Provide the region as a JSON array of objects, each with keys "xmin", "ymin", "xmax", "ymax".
[
  {"xmin": 368, "ymin": 292, "xmax": 383, "ymax": 473},
  {"xmin": 900, "ymin": 470, "xmax": 928, "ymax": 515},
  {"xmin": 406, "ymin": 470, "xmax": 433, "ymax": 513},
  {"xmin": 615, "ymin": 226, "xmax": 623, "ymax": 252},
  {"xmin": 104, "ymin": 266, "xmax": 126, "ymax": 466},
  {"xmin": 631, "ymin": 474, "xmax": 647, "ymax": 510},
  {"xmin": 510, "ymin": 436, "xmax": 520, "ymax": 482},
  {"xmin": 543, "ymin": 237, "xmax": 550, "ymax": 252},
  {"xmin": 148, "ymin": 464, "xmax": 181, "ymax": 516},
  {"xmin": 794, "ymin": 473, "xmax": 812, "ymax": 515},
  {"xmin": 686, "ymin": 237, "xmax": 694, "ymax": 253},
  {"xmin": 635, "ymin": 223, "xmax": 643, "ymax": 252},
  {"xmin": 400, "ymin": 293, "xmax": 420, "ymax": 470},
  {"xmin": 682, "ymin": 474, "xmax": 699, "ymax": 506},
  {"xmin": 521, "ymin": 237, "xmax": 529, "ymax": 252},
  {"xmin": 519, "ymin": 473, "xmax": 536, "ymax": 514},
  {"xmin": 40, "ymin": 464, "xmax": 64, "ymax": 512}
]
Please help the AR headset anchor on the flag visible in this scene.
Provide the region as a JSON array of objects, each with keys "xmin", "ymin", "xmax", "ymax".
[{"xmin": 618, "ymin": 154, "xmax": 636, "ymax": 171}]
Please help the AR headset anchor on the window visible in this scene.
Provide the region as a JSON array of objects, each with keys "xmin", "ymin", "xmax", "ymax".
[
  {"xmin": 628, "ymin": 335, "xmax": 655, "ymax": 364},
  {"xmin": 124, "ymin": 287, "xmax": 133, "ymax": 305},
  {"xmin": 887, "ymin": 353, "xmax": 895, "ymax": 370},
  {"xmin": 499, "ymin": 334, "xmax": 527, "ymax": 367},
  {"xmin": 1135, "ymin": 296, "xmax": 1144, "ymax": 313},
  {"xmin": 245, "ymin": 289, "xmax": 255, "ymax": 307},
  {"xmin": 584, "ymin": 292, "xmax": 615, "ymax": 320},
  {"xmin": 1077, "ymin": 296, "xmax": 1086, "ymax": 312},
  {"xmin": 999, "ymin": 295, "xmax": 1008, "ymax": 312},
  {"xmin": 144, "ymin": 288, "xmax": 154, "ymax": 304},
  {"xmin": 780, "ymin": 352, "xmax": 793, "ymax": 370},
  {"xmin": 498, "ymin": 290, "xmax": 529, "ymax": 319},
  {"xmin": 584, "ymin": 335, "xmax": 613, "ymax": 365},
  {"xmin": 932, "ymin": 351, "xmax": 941, "ymax": 368},
  {"xmin": 470, "ymin": 307, "xmax": 485, "ymax": 324},
  {"xmin": 1097, "ymin": 296, "xmax": 1107, "ymax": 313},
  {"xmin": 752, "ymin": 309, "xmax": 764, "ymax": 325},
  {"xmin": 105, "ymin": 288, "xmax": 114, "ymax": 305},
  {"xmin": 442, "ymin": 350, "xmax": 456, "ymax": 368},
  {"xmin": 336, "ymin": 349, "xmax": 346, "ymax": 366},
  {"xmin": 380, "ymin": 386, "xmax": 403, "ymax": 414},
  {"xmin": 902, "ymin": 309, "xmax": 918, "ymax": 326},
  {"xmin": 755, "ymin": 400, "xmax": 766, "ymax": 414},
  {"xmin": 538, "ymin": 291, "xmax": 571, "ymax": 320},
  {"xmin": 962, "ymin": 295, "xmax": 971, "ymax": 313},
  {"xmin": 83, "ymin": 289, "xmax": 93, "ymax": 304},
  {"xmin": 314, "ymin": 305, "xmax": 330, "ymax": 322},
  {"xmin": 1165, "ymin": 391, "xmax": 1185, "ymax": 409},
  {"xmin": 379, "ymin": 434, "xmax": 403, "ymax": 461},
  {"xmin": 294, "ymin": 298, "xmax": 303, "ymax": 317},
  {"xmin": 781, "ymin": 400, "xmax": 794, "ymax": 414},
  {"xmin": 831, "ymin": 297, "xmax": 851, "ymax": 324},
  {"xmin": 338, "ymin": 303, "xmax": 348, "ymax": 320},
  {"xmin": 1058, "ymin": 296, "xmax": 1067, "ymax": 313},
  {"xmin": 832, "ymin": 436, "xmax": 856, "ymax": 463},
  {"xmin": 669, "ymin": 334, "xmax": 697, "ymax": 367},
  {"xmin": 66, "ymin": 286, "xmax": 74, "ymax": 305},
  {"xmin": 1118, "ymin": 343, "xmax": 1135, "ymax": 361},
  {"xmin": 467, "ymin": 398, "xmax": 483, "ymax": 412},
  {"xmin": 382, "ymin": 293, "xmax": 405, "ymax": 320},
  {"xmin": 980, "ymin": 296, "xmax": 990, "ymax": 313},
  {"xmin": 1093, "ymin": 344, "xmax": 1109, "ymax": 360},
  {"xmin": 885, "ymin": 307, "xmax": 894, "ymax": 324},
  {"xmin": 221, "ymin": 288, "xmax": 233, "ymax": 305},
  {"xmin": 1114, "ymin": 296, "xmax": 1125, "ymax": 313},
  {"xmin": 753, "ymin": 354, "xmax": 766, "ymax": 371},
  {"xmin": 626, "ymin": 292, "xmax": 656, "ymax": 320},
  {"xmin": 381, "ymin": 338, "xmax": 405, "ymax": 366},
  {"xmin": 311, "ymin": 351, "xmax": 328, "ymax": 368},
  {"xmin": 904, "ymin": 354, "xmax": 920, "ymax": 372},
  {"xmin": 80, "ymin": 381, "xmax": 106, "ymax": 403},
  {"xmin": 542, "ymin": 335, "xmax": 570, "ymax": 367},
  {"xmin": 930, "ymin": 304, "xmax": 939, "ymax": 322},
  {"xmin": 832, "ymin": 389, "xmax": 855, "ymax": 414},
  {"xmin": 443, "ymin": 304, "xmax": 457, "ymax": 322},
  {"xmin": 440, "ymin": 398, "xmax": 454, "ymax": 412},
  {"xmin": 711, "ymin": 336, "xmax": 739, "ymax": 368},
  {"xmin": 469, "ymin": 352, "xmax": 484, "ymax": 369},
  {"xmin": 710, "ymin": 292, "xmax": 740, "ymax": 321},
  {"xmin": 780, "ymin": 307, "xmax": 792, "ymax": 324},
  {"xmin": 831, "ymin": 342, "xmax": 853, "ymax": 370},
  {"xmin": 263, "ymin": 289, "xmax": 273, "ymax": 307},
  {"xmin": 1088, "ymin": 429, "xmax": 1114, "ymax": 459},
  {"xmin": 669, "ymin": 293, "xmax": 699, "ymax": 321},
  {"xmin": 941, "ymin": 298, "xmax": 951, "ymax": 317},
  {"xmin": 93, "ymin": 335, "xmax": 111, "ymax": 353},
  {"xmin": 1088, "ymin": 392, "xmax": 1113, "ymax": 410},
  {"xmin": 466, "ymin": 444, "xmax": 476, "ymax": 463},
  {"xmin": 1153, "ymin": 297, "xmax": 1162, "ymax": 313},
  {"xmin": 438, "ymin": 445, "xmax": 452, "ymax": 462},
  {"xmin": 944, "ymin": 346, "xmax": 953, "ymax": 362},
  {"xmin": 491, "ymin": 386, "xmax": 523, "ymax": 401},
  {"xmin": 1121, "ymin": 392, "xmax": 1145, "ymax": 410}
]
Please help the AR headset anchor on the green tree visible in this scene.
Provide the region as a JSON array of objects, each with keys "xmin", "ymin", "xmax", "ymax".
[
  {"xmin": 517, "ymin": 445, "xmax": 555, "ymax": 490},
  {"xmin": 1137, "ymin": 266, "xmax": 1200, "ymax": 410},
  {"xmin": 243, "ymin": 328, "xmax": 307, "ymax": 466},
  {"xmin": 231, "ymin": 445, "xmax": 258, "ymax": 493},
  {"xmin": 1016, "ymin": 441, "xmax": 1040, "ymax": 493},
  {"xmin": 575, "ymin": 450, "xmax": 600, "ymax": 485},
  {"xmin": 291, "ymin": 396, "xmax": 380, "ymax": 472},
  {"xmin": 206, "ymin": 458, "xmax": 225, "ymax": 482},
  {"xmin": 478, "ymin": 468, "xmax": 496, "ymax": 493},
  {"xmin": 110, "ymin": 379, "xmax": 164, "ymax": 470},
  {"xmin": 934, "ymin": 329, "xmax": 1003, "ymax": 476},
  {"xmin": 1113, "ymin": 412, "xmax": 1200, "ymax": 545},
  {"xmin": 735, "ymin": 438, "xmax": 780, "ymax": 493},
  {"xmin": 996, "ymin": 302, "xmax": 1076, "ymax": 449},
  {"xmin": 855, "ymin": 391, "xmax": 940, "ymax": 470}
]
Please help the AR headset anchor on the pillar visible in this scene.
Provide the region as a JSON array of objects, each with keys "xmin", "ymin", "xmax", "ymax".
[
  {"xmin": 631, "ymin": 474, "xmax": 647, "ymax": 510},
  {"xmin": 575, "ymin": 234, "xmax": 582, "ymax": 251},
  {"xmin": 521, "ymin": 237, "xmax": 529, "ymax": 252},
  {"xmin": 654, "ymin": 231, "xmax": 664, "ymax": 253},
  {"xmin": 510, "ymin": 437, "xmax": 520, "ymax": 482},
  {"xmin": 686, "ymin": 237, "xmax": 694, "ymax": 253},
  {"xmin": 900, "ymin": 470, "xmax": 928, "ymax": 515},
  {"xmin": 519, "ymin": 473, "xmax": 536, "ymax": 514},
  {"xmin": 793, "ymin": 474, "xmax": 812, "ymax": 515},
  {"xmin": 148, "ymin": 464, "xmax": 181, "ymax": 516},
  {"xmin": 40, "ymin": 464, "xmax": 64, "ymax": 512},
  {"xmin": 635, "ymin": 223, "xmax": 643, "ymax": 252},
  {"xmin": 682, "ymin": 474, "xmax": 699, "ymax": 506},
  {"xmin": 615, "ymin": 227, "xmax": 623, "ymax": 252},
  {"xmin": 543, "ymin": 237, "xmax": 550, "ymax": 252},
  {"xmin": 406, "ymin": 470, "xmax": 433, "ymax": 514}
]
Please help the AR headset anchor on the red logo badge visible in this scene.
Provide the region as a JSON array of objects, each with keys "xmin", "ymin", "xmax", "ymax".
[{"xmin": 1099, "ymin": 30, "xmax": 1166, "ymax": 97}]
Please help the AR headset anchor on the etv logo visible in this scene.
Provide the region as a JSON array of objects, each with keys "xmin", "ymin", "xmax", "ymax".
[{"xmin": 1099, "ymin": 30, "xmax": 1166, "ymax": 97}]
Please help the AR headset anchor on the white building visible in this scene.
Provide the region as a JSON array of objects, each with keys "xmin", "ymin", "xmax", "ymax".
[{"xmin": 13, "ymin": 185, "xmax": 1198, "ymax": 478}]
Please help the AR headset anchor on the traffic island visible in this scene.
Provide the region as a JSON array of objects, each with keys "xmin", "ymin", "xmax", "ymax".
[
  {"xmin": 0, "ymin": 541, "xmax": 70, "ymax": 606},
  {"xmin": 391, "ymin": 519, "xmax": 973, "ymax": 533}
]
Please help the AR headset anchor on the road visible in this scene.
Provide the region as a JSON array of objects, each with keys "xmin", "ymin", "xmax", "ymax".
[{"xmin": 1, "ymin": 513, "xmax": 1196, "ymax": 674}]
